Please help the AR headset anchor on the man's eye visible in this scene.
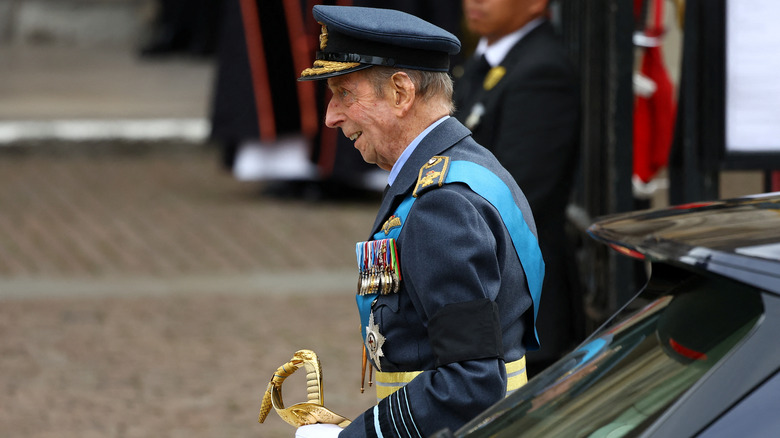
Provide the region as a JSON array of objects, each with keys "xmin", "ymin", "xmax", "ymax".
[{"xmin": 341, "ymin": 90, "xmax": 349, "ymax": 98}]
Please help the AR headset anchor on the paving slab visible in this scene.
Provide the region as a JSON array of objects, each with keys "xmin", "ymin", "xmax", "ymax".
[
  {"xmin": 0, "ymin": 142, "xmax": 381, "ymax": 438},
  {"xmin": 0, "ymin": 41, "xmax": 382, "ymax": 436}
]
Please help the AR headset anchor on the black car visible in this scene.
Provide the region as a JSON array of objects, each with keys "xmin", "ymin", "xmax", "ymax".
[{"xmin": 436, "ymin": 192, "xmax": 780, "ymax": 437}]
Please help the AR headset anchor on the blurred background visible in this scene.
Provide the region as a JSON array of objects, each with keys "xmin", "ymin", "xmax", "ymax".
[
  {"xmin": 0, "ymin": 1, "xmax": 380, "ymax": 437},
  {"xmin": 0, "ymin": 0, "xmax": 773, "ymax": 437}
]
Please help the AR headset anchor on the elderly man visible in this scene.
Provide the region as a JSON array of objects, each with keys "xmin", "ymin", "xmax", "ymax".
[{"xmin": 295, "ymin": 6, "xmax": 544, "ymax": 437}]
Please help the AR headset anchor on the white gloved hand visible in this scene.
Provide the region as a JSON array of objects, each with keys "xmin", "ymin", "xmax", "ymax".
[{"xmin": 294, "ymin": 423, "xmax": 343, "ymax": 438}]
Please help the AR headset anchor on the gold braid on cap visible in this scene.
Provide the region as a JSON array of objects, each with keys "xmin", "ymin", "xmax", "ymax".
[{"xmin": 300, "ymin": 60, "xmax": 361, "ymax": 77}]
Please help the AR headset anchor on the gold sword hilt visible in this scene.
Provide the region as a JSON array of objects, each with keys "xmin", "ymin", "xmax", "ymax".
[{"xmin": 258, "ymin": 349, "xmax": 351, "ymax": 428}]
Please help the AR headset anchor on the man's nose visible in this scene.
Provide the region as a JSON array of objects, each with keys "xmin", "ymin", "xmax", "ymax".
[{"xmin": 324, "ymin": 98, "xmax": 343, "ymax": 128}]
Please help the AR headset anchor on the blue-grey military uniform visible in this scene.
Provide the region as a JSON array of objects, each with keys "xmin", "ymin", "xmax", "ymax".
[
  {"xmin": 297, "ymin": 6, "xmax": 543, "ymax": 437},
  {"xmin": 346, "ymin": 117, "xmax": 541, "ymax": 437}
]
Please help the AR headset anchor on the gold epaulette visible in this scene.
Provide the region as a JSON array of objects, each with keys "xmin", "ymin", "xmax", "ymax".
[{"xmin": 413, "ymin": 156, "xmax": 451, "ymax": 198}]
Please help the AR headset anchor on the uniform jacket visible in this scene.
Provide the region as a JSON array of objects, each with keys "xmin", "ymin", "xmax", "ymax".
[
  {"xmin": 341, "ymin": 117, "xmax": 539, "ymax": 437},
  {"xmin": 454, "ymin": 20, "xmax": 584, "ymax": 364}
]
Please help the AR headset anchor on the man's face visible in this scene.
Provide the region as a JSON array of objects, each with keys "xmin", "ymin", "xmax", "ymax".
[
  {"xmin": 463, "ymin": 0, "xmax": 544, "ymax": 44},
  {"xmin": 325, "ymin": 71, "xmax": 400, "ymax": 171}
]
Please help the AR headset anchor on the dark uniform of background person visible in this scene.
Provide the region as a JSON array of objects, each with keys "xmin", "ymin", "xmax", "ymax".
[
  {"xmin": 454, "ymin": 0, "xmax": 585, "ymax": 376},
  {"xmin": 139, "ymin": 0, "xmax": 221, "ymax": 57},
  {"xmin": 291, "ymin": 5, "xmax": 545, "ymax": 438},
  {"xmin": 209, "ymin": 0, "xmax": 386, "ymax": 200}
]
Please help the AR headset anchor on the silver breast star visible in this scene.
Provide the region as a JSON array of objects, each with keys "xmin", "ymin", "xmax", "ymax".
[{"xmin": 365, "ymin": 312, "xmax": 385, "ymax": 371}]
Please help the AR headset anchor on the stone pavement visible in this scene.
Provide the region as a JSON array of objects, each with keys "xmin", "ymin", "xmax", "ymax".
[
  {"xmin": 0, "ymin": 44, "xmax": 213, "ymax": 140},
  {"xmin": 0, "ymin": 44, "xmax": 380, "ymax": 437}
]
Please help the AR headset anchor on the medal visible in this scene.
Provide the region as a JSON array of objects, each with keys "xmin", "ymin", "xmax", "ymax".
[
  {"xmin": 356, "ymin": 238, "xmax": 401, "ymax": 296},
  {"xmin": 365, "ymin": 312, "xmax": 385, "ymax": 371},
  {"xmin": 464, "ymin": 103, "xmax": 485, "ymax": 130},
  {"xmin": 355, "ymin": 237, "xmax": 400, "ymax": 389}
]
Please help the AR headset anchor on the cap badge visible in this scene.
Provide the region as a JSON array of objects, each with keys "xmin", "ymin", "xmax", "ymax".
[{"xmin": 318, "ymin": 23, "xmax": 328, "ymax": 50}]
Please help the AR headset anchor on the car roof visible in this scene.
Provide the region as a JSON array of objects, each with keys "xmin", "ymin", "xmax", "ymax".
[{"xmin": 587, "ymin": 191, "xmax": 780, "ymax": 295}]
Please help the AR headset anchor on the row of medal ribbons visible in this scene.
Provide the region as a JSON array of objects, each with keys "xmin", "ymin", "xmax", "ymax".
[{"xmin": 356, "ymin": 238, "xmax": 401, "ymax": 296}]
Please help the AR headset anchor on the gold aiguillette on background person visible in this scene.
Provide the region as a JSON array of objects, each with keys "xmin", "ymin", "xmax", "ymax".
[{"xmin": 258, "ymin": 349, "xmax": 351, "ymax": 428}]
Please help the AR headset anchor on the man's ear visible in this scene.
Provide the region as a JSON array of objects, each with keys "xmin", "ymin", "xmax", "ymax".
[{"xmin": 390, "ymin": 72, "xmax": 415, "ymax": 115}]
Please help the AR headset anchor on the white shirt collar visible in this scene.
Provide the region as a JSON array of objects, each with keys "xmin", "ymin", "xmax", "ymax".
[
  {"xmin": 475, "ymin": 17, "xmax": 545, "ymax": 67},
  {"xmin": 387, "ymin": 116, "xmax": 449, "ymax": 186}
]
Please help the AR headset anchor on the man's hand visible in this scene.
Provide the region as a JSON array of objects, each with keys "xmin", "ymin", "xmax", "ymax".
[{"xmin": 295, "ymin": 423, "xmax": 343, "ymax": 438}]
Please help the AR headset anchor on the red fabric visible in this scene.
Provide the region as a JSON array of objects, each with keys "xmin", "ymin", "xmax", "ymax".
[
  {"xmin": 633, "ymin": 0, "xmax": 645, "ymax": 22},
  {"xmin": 282, "ymin": 0, "xmax": 319, "ymax": 138},
  {"xmin": 633, "ymin": 0, "xmax": 677, "ymax": 183},
  {"xmin": 239, "ymin": 0, "xmax": 276, "ymax": 141},
  {"xmin": 772, "ymin": 171, "xmax": 780, "ymax": 191}
]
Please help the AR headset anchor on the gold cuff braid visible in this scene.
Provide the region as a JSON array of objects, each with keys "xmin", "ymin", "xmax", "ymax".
[{"xmin": 258, "ymin": 349, "xmax": 351, "ymax": 428}]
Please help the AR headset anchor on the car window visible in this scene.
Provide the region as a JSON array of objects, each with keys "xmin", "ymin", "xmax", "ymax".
[
  {"xmin": 457, "ymin": 272, "xmax": 764, "ymax": 438},
  {"xmin": 697, "ymin": 369, "xmax": 780, "ymax": 438}
]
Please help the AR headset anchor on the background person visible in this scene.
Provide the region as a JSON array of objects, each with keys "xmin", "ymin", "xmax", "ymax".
[
  {"xmin": 209, "ymin": 0, "xmax": 383, "ymax": 201},
  {"xmin": 454, "ymin": 0, "xmax": 585, "ymax": 376}
]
